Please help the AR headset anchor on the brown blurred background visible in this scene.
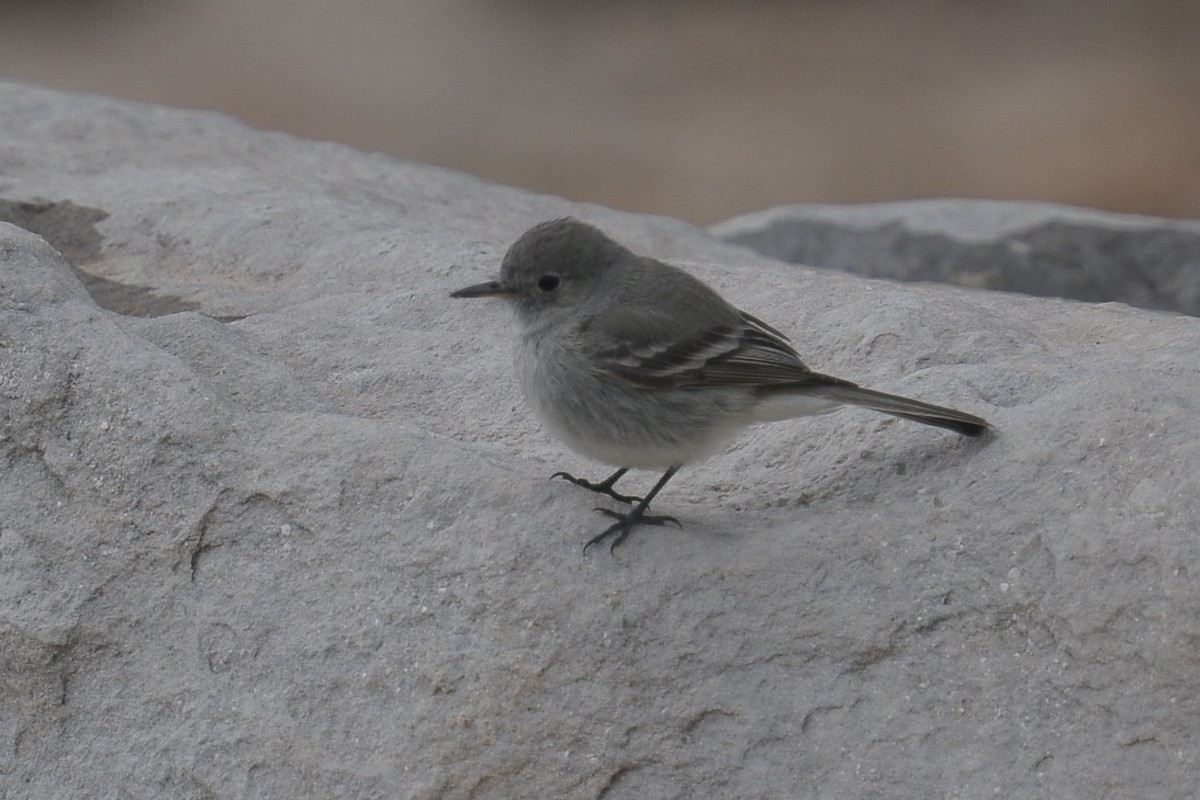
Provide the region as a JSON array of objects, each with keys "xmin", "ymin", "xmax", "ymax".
[{"xmin": 3, "ymin": 0, "xmax": 1199, "ymax": 225}]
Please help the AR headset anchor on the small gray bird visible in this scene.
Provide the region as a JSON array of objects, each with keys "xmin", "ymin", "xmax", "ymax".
[{"xmin": 452, "ymin": 218, "xmax": 989, "ymax": 553}]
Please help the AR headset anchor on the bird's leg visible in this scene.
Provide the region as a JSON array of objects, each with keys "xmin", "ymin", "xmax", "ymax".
[
  {"xmin": 551, "ymin": 466, "xmax": 642, "ymax": 504},
  {"xmin": 583, "ymin": 467, "xmax": 682, "ymax": 554}
]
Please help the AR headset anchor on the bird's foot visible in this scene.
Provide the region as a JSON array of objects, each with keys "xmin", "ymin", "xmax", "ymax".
[
  {"xmin": 583, "ymin": 506, "xmax": 682, "ymax": 554},
  {"xmin": 551, "ymin": 469, "xmax": 642, "ymax": 505}
]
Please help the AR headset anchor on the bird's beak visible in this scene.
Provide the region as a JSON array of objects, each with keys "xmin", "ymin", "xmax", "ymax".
[{"xmin": 450, "ymin": 279, "xmax": 515, "ymax": 299}]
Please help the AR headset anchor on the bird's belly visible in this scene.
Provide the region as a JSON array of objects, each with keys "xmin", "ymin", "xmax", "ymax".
[{"xmin": 515, "ymin": 334, "xmax": 752, "ymax": 469}]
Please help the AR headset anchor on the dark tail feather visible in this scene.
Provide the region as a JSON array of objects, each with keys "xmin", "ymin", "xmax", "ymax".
[{"xmin": 814, "ymin": 384, "xmax": 990, "ymax": 437}]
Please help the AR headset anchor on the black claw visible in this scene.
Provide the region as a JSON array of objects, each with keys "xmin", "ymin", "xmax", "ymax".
[
  {"xmin": 576, "ymin": 466, "xmax": 683, "ymax": 555},
  {"xmin": 551, "ymin": 468, "xmax": 642, "ymax": 504},
  {"xmin": 583, "ymin": 506, "xmax": 683, "ymax": 555},
  {"xmin": 593, "ymin": 507, "xmax": 681, "ymax": 528},
  {"xmin": 583, "ymin": 515, "xmax": 645, "ymax": 554},
  {"xmin": 582, "ymin": 519, "xmax": 627, "ymax": 555}
]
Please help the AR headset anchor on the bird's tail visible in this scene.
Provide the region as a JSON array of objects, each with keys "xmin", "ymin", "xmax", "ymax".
[{"xmin": 812, "ymin": 384, "xmax": 990, "ymax": 437}]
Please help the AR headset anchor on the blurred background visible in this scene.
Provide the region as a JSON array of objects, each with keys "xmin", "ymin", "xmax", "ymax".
[{"xmin": 3, "ymin": 0, "xmax": 1199, "ymax": 225}]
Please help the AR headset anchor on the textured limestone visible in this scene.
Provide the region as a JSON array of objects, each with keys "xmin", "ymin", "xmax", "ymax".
[{"xmin": 1, "ymin": 81, "xmax": 1197, "ymax": 799}]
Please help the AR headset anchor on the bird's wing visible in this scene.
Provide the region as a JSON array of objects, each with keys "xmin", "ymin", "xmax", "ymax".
[{"xmin": 587, "ymin": 306, "xmax": 843, "ymax": 390}]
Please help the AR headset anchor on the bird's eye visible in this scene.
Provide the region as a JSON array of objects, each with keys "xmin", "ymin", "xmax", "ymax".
[{"xmin": 537, "ymin": 274, "xmax": 560, "ymax": 292}]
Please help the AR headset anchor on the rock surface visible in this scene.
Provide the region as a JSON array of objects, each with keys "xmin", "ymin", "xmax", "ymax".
[
  {"xmin": 1, "ymin": 81, "xmax": 1197, "ymax": 799},
  {"xmin": 715, "ymin": 201, "xmax": 1200, "ymax": 316}
]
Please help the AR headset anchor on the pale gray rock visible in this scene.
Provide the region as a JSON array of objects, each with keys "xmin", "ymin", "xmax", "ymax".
[
  {"xmin": 714, "ymin": 200, "xmax": 1200, "ymax": 315},
  {"xmin": 1, "ymin": 81, "xmax": 1197, "ymax": 799}
]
